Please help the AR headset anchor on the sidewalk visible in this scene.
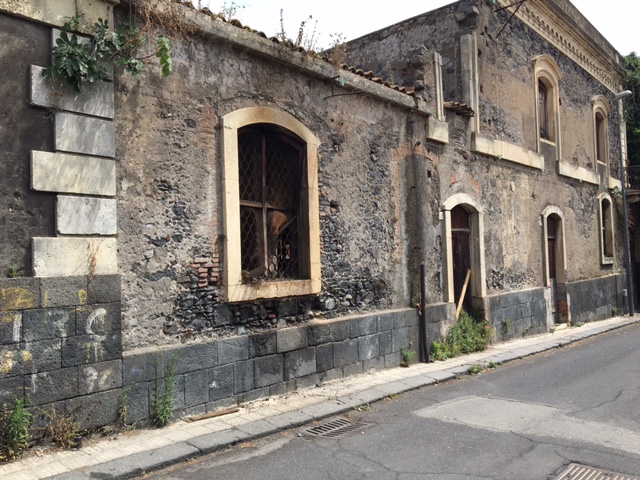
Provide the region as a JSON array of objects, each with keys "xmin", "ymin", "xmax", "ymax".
[{"xmin": 2, "ymin": 316, "xmax": 638, "ymax": 480}]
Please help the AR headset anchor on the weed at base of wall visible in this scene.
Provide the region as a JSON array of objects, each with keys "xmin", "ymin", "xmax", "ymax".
[
  {"xmin": 431, "ymin": 310, "xmax": 492, "ymax": 361},
  {"xmin": 0, "ymin": 399, "xmax": 31, "ymax": 461},
  {"xmin": 151, "ymin": 355, "xmax": 177, "ymax": 428},
  {"xmin": 39, "ymin": 405, "xmax": 83, "ymax": 450},
  {"xmin": 400, "ymin": 343, "xmax": 416, "ymax": 367}
]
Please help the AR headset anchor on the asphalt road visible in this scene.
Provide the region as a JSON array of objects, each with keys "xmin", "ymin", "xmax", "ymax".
[{"xmin": 143, "ymin": 323, "xmax": 640, "ymax": 480}]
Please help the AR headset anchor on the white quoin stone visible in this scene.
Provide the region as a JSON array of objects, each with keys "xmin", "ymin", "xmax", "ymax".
[
  {"xmin": 56, "ymin": 196, "xmax": 117, "ymax": 235},
  {"xmin": 55, "ymin": 112, "xmax": 115, "ymax": 157},
  {"xmin": 33, "ymin": 237, "xmax": 117, "ymax": 277},
  {"xmin": 30, "ymin": 65, "xmax": 115, "ymax": 119},
  {"xmin": 31, "ymin": 151, "xmax": 116, "ymax": 196}
]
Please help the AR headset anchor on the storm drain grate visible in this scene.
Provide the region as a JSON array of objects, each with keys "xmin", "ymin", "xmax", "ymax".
[
  {"xmin": 303, "ymin": 418, "xmax": 372, "ymax": 438},
  {"xmin": 553, "ymin": 463, "xmax": 639, "ymax": 480}
]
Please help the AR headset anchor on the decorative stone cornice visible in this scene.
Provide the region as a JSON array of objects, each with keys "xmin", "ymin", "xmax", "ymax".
[{"xmin": 495, "ymin": 0, "xmax": 624, "ymax": 93}]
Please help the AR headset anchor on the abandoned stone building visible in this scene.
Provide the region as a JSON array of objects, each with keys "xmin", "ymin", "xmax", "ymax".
[{"xmin": 0, "ymin": 0, "xmax": 631, "ymax": 427}]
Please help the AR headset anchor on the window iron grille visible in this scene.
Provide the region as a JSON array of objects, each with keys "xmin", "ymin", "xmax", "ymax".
[{"xmin": 238, "ymin": 126, "xmax": 302, "ymax": 283}]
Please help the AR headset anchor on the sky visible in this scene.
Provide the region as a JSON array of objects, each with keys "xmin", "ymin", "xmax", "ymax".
[{"xmin": 200, "ymin": 0, "xmax": 638, "ymax": 55}]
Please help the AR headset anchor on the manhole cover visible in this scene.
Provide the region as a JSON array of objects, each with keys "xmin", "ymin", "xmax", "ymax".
[
  {"xmin": 303, "ymin": 418, "xmax": 372, "ymax": 438},
  {"xmin": 553, "ymin": 463, "xmax": 639, "ymax": 480}
]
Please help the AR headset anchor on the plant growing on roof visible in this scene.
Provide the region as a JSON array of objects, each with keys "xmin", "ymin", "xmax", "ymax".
[
  {"xmin": 43, "ymin": 12, "xmax": 173, "ymax": 92},
  {"xmin": 275, "ymin": 9, "xmax": 347, "ymax": 65}
]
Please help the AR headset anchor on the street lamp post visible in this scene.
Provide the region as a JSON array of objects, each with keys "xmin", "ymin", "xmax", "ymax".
[{"xmin": 615, "ymin": 90, "xmax": 634, "ymax": 316}]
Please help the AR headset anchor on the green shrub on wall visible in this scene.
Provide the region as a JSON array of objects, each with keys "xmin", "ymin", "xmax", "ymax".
[{"xmin": 43, "ymin": 14, "xmax": 172, "ymax": 92}]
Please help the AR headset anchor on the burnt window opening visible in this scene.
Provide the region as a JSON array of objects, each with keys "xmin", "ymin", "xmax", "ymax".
[{"xmin": 238, "ymin": 125, "xmax": 306, "ymax": 283}]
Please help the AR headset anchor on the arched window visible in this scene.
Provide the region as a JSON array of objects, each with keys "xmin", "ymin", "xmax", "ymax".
[
  {"xmin": 595, "ymin": 112, "xmax": 605, "ymax": 161},
  {"xmin": 592, "ymin": 96, "xmax": 610, "ymax": 173},
  {"xmin": 533, "ymin": 55, "xmax": 562, "ymax": 154},
  {"xmin": 222, "ymin": 108, "xmax": 321, "ymax": 302}
]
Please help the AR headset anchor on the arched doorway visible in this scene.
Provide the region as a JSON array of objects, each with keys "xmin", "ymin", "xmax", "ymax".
[
  {"xmin": 547, "ymin": 215, "xmax": 558, "ymax": 284},
  {"xmin": 442, "ymin": 194, "xmax": 486, "ymax": 313},
  {"xmin": 452, "ymin": 205, "xmax": 472, "ymax": 313},
  {"xmin": 541, "ymin": 207, "xmax": 567, "ymax": 325}
]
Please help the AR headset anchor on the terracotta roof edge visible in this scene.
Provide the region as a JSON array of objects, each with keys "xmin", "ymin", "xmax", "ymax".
[{"xmin": 158, "ymin": 2, "xmax": 434, "ymax": 115}]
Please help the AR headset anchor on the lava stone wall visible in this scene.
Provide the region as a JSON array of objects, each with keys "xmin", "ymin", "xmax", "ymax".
[
  {"xmin": 347, "ymin": 0, "xmax": 626, "ymax": 303},
  {"xmin": 0, "ymin": 275, "xmax": 123, "ymax": 430},
  {"xmin": 0, "ymin": 12, "xmax": 55, "ymax": 276},
  {"xmin": 114, "ymin": 9, "xmax": 441, "ymax": 349},
  {"xmin": 488, "ymin": 288, "xmax": 548, "ymax": 341},
  {"xmin": 121, "ymin": 308, "xmax": 421, "ymax": 424},
  {"xmin": 345, "ymin": 2, "xmax": 459, "ymax": 98},
  {"xmin": 566, "ymin": 275, "xmax": 626, "ymax": 324}
]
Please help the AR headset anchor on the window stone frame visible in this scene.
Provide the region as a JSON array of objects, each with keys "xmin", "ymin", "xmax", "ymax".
[
  {"xmin": 533, "ymin": 54, "xmax": 562, "ymax": 158},
  {"xmin": 221, "ymin": 107, "xmax": 321, "ymax": 303},
  {"xmin": 591, "ymin": 95, "xmax": 610, "ymax": 174},
  {"xmin": 442, "ymin": 193, "xmax": 486, "ymax": 306}
]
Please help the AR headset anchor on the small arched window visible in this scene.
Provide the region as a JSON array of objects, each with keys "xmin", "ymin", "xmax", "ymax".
[
  {"xmin": 592, "ymin": 96, "xmax": 610, "ymax": 172},
  {"xmin": 532, "ymin": 55, "xmax": 562, "ymax": 152},
  {"xmin": 595, "ymin": 112, "xmax": 605, "ymax": 162}
]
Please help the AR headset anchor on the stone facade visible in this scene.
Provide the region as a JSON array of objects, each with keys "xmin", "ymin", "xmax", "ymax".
[
  {"xmin": 121, "ymin": 308, "xmax": 418, "ymax": 423},
  {"xmin": 348, "ymin": 0, "xmax": 628, "ymax": 333},
  {"xmin": 0, "ymin": 275, "xmax": 122, "ymax": 429},
  {"xmin": 0, "ymin": 0, "xmax": 631, "ymax": 428}
]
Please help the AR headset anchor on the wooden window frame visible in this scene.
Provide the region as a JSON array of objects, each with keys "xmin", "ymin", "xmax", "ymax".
[{"xmin": 538, "ymin": 80, "xmax": 550, "ymax": 140}]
